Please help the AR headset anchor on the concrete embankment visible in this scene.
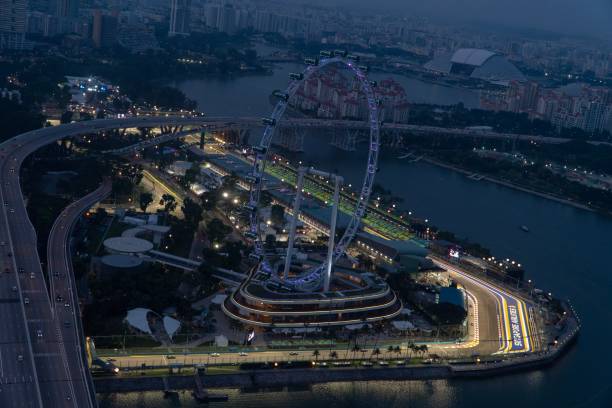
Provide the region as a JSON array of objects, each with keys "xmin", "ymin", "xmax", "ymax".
[{"xmin": 94, "ymin": 366, "xmax": 451, "ymax": 393}]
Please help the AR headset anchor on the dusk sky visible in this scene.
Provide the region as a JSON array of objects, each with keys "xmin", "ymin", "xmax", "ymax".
[{"xmin": 307, "ymin": 0, "xmax": 612, "ymax": 40}]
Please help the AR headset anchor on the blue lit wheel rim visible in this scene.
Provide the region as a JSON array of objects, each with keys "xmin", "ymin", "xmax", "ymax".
[{"xmin": 247, "ymin": 57, "xmax": 380, "ymax": 290}]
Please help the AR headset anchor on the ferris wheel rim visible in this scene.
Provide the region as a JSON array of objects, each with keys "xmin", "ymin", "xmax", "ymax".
[{"xmin": 247, "ymin": 56, "xmax": 380, "ymax": 289}]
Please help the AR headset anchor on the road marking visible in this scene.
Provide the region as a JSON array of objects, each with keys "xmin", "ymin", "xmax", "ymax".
[
  {"xmin": 437, "ymin": 259, "xmax": 531, "ymax": 354},
  {"xmin": 33, "ymin": 353, "xmax": 61, "ymax": 358}
]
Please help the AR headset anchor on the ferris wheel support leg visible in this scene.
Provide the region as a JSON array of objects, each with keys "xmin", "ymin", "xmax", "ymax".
[
  {"xmin": 324, "ymin": 176, "xmax": 342, "ymax": 292},
  {"xmin": 283, "ymin": 167, "xmax": 307, "ymax": 280}
]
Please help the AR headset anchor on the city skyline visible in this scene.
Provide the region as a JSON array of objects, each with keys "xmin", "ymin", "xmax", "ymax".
[{"xmin": 301, "ymin": 0, "xmax": 612, "ymax": 42}]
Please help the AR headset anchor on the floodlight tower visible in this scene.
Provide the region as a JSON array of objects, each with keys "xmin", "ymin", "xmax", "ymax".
[
  {"xmin": 283, "ymin": 167, "xmax": 307, "ymax": 280},
  {"xmin": 324, "ymin": 173, "xmax": 342, "ymax": 292},
  {"xmin": 282, "ymin": 166, "xmax": 343, "ymax": 291}
]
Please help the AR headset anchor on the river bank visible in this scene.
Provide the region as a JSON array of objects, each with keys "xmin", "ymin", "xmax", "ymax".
[{"xmin": 420, "ymin": 156, "xmax": 597, "ymax": 214}]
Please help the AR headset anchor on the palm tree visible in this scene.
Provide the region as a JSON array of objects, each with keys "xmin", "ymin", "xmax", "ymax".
[
  {"xmin": 312, "ymin": 349, "xmax": 320, "ymax": 362},
  {"xmin": 387, "ymin": 345, "xmax": 394, "ymax": 359},
  {"xmin": 371, "ymin": 347, "xmax": 381, "ymax": 361},
  {"xmin": 330, "ymin": 351, "xmax": 338, "ymax": 360},
  {"xmin": 351, "ymin": 343, "xmax": 361, "ymax": 360},
  {"xmin": 407, "ymin": 342, "xmax": 416, "ymax": 361},
  {"xmin": 413, "ymin": 344, "xmax": 427, "ymax": 359},
  {"xmin": 394, "ymin": 346, "xmax": 401, "ymax": 360}
]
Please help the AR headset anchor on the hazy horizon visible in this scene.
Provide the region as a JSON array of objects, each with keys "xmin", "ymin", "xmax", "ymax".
[{"xmin": 294, "ymin": 0, "xmax": 612, "ymax": 43}]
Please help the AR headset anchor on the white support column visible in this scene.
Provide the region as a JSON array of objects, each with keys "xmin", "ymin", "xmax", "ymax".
[
  {"xmin": 324, "ymin": 175, "xmax": 342, "ymax": 292},
  {"xmin": 283, "ymin": 167, "xmax": 306, "ymax": 280}
]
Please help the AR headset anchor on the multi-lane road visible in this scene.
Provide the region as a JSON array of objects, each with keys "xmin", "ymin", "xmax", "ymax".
[
  {"xmin": 0, "ymin": 168, "xmax": 42, "ymax": 408},
  {"xmin": 46, "ymin": 180, "xmax": 112, "ymax": 407},
  {"xmin": 126, "ymin": 114, "xmax": 601, "ymax": 146},
  {"xmin": 1, "ymin": 139, "xmax": 99, "ymax": 407},
  {"xmin": 437, "ymin": 258, "xmax": 535, "ymax": 355},
  {"xmin": 0, "ymin": 118, "xmax": 215, "ymax": 407}
]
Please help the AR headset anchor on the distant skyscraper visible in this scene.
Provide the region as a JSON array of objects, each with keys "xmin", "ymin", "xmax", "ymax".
[
  {"xmin": 254, "ymin": 10, "xmax": 273, "ymax": 32},
  {"xmin": 54, "ymin": 0, "xmax": 79, "ymax": 18},
  {"xmin": 0, "ymin": 0, "xmax": 27, "ymax": 49},
  {"xmin": 583, "ymin": 101, "xmax": 606, "ymax": 133},
  {"xmin": 216, "ymin": 4, "xmax": 236, "ymax": 34},
  {"xmin": 92, "ymin": 10, "xmax": 118, "ymax": 48},
  {"xmin": 169, "ymin": 0, "xmax": 191, "ymax": 36},
  {"xmin": 204, "ymin": 4, "xmax": 219, "ymax": 28}
]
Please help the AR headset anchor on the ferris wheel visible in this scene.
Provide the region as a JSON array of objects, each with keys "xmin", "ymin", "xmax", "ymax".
[{"xmin": 244, "ymin": 52, "xmax": 381, "ymax": 291}]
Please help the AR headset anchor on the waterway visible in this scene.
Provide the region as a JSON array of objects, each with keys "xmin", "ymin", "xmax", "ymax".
[
  {"xmin": 104, "ymin": 67, "xmax": 612, "ymax": 407},
  {"xmin": 170, "ymin": 62, "xmax": 480, "ymax": 112}
]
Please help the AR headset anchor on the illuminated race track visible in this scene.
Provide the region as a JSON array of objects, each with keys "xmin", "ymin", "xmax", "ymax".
[
  {"xmin": 246, "ymin": 54, "xmax": 381, "ymax": 291},
  {"xmin": 435, "ymin": 258, "xmax": 532, "ymax": 354}
]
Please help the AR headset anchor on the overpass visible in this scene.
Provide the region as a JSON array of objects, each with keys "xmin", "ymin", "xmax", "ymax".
[
  {"xmin": 98, "ymin": 115, "xmax": 587, "ymax": 157},
  {"xmin": 46, "ymin": 180, "xmax": 112, "ymax": 407},
  {"xmin": 0, "ymin": 117, "xmax": 227, "ymax": 407}
]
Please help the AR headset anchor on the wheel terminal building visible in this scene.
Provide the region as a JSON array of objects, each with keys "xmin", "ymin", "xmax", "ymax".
[{"xmin": 223, "ymin": 265, "xmax": 402, "ymax": 327}]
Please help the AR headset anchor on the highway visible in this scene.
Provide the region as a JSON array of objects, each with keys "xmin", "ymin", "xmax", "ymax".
[
  {"xmin": 46, "ymin": 180, "xmax": 112, "ymax": 407},
  {"xmin": 0, "ymin": 145, "xmax": 100, "ymax": 406},
  {"xmin": 0, "ymin": 173, "xmax": 41, "ymax": 408},
  {"xmin": 125, "ymin": 114, "xmax": 595, "ymax": 145},
  {"xmin": 0, "ymin": 117, "xmax": 219, "ymax": 407}
]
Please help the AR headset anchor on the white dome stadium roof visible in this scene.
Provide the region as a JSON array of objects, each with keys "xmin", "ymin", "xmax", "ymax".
[
  {"xmin": 424, "ymin": 48, "xmax": 525, "ymax": 84},
  {"xmin": 450, "ymin": 48, "xmax": 496, "ymax": 67}
]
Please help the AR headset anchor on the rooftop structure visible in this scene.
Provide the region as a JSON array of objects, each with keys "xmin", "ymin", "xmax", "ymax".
[
  {"xmin": 355, "ymin": 232, "xmax": 428, "ymax": 273},
  {"xmin": 103, "ymin": 236, "xmax": 154, "ymax": 254},
  {"xmin": 425, "ymin": 48, "xmax": 525, "ymax": 85},
  {"xmin": 223, "ymin": 265, "xmax": 402, "ymax": 327},
  {"xmin": 100, "ymin": 254, "xmax": 143, "ymax": 269}
]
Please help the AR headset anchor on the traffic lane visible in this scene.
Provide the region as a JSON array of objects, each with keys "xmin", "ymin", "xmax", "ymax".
[
  {"xmin": 46, "ymin": 183, "xmax": 111, "ymax": 408},
  {"xmin": 104, "ymin": 342, "xmax": 474, "ymax": 369},
  {"xmin": 0, "ymin": 302, "xmax": 36, "ymax": 378},
  {"xmin": 5, "ymin": 173, "xmax": 80, "ymax": 407},
  {"xmin": 1, "ymin": 125, "xmax": 112, "ymax": 407},
  {"xmin": 451, "ymin": 271, "xmax": 502, "ymax": 355},
  {"xmin": 0, "ymin": 382, "xmax": 38, "ymax": 408},
  {"xmin": 0, "ymin": 342, "xmax": 34, "ymax": 387},
  {"xmin": 0, "ymin": 165, "xmax": 42, "ymax": 407},
  {"xmin": 502, "ymin": 296, "xmax": 531, "ymax": 353},
  {"xmin": 439, "ymin": 260, "xmax": 531, "ymax": 354}
]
